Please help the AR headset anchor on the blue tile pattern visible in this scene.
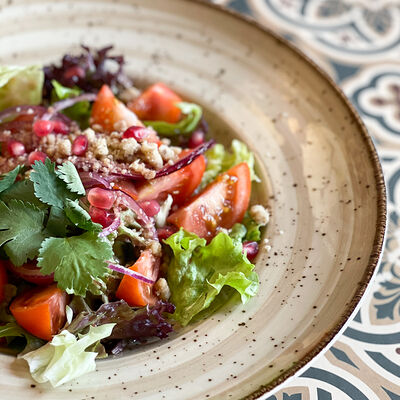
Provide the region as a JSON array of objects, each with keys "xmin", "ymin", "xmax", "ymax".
[{"xmin": 211, "ymin": 0, "xmax": 400, "ymax": 398}]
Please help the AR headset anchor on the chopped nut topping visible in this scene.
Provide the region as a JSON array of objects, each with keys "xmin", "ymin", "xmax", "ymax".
[{"xmin": 249, "ymin": 205, "xmax": 270, "ymax": 226}]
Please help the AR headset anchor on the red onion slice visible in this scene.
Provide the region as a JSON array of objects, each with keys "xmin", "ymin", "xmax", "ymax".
[
  {"xmin": 115, "ymin": 190, "xmax": 157, "ymax": 240},
  {"xmin": 107, "ymin": 262, "xmax": 155, "ymax": 284},
  {"xmin": 104, "ymin": 139, "xmax": 215, "ymax": 182},
  {"xmin": 0, "ymin": 105, "xmax": 46, "ymax": 124},
  {"xmin": 79, "ymin": 171, "xmax": 113, "ymax": 189},
  {"xmin": 99, "ymin": 217, "xmax": 121, "ymax": 237},
  {"xmin": 155, "ymin": 139, "xmax": 215, "ymax": 178},
  {"xmin": 42, "ymin": 93, "xmax": 97, "ymax": 120}
]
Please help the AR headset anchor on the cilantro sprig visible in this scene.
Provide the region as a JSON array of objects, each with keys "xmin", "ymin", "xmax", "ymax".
[
  {"xmin": 30, "ymin": 159, "xmax": 80, "ymax": 208},
  {"xmin": 0, "ymin": 159, "xmax": 112, "ymax": 296},
  {"xmin": 38, "ymin": 232, "xmax": 113, "ymax": 297}
]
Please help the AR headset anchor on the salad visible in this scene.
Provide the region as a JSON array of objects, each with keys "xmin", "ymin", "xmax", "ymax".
[{"xmin": 0, "ymin": 46, "xmax": 269, "ymax": 387}]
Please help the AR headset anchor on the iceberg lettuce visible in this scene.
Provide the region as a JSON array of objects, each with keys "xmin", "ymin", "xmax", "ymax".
[
  {"xmin": 200, "ymin": 139, "xmax": 260, "ymax": 190},
  {"xmin": 20, "ymin": 324, "xmax": 115, "ymax": 387},
  {"xmin": 0, "ymin": 66, "xmax": 43, "ymax": 111}
]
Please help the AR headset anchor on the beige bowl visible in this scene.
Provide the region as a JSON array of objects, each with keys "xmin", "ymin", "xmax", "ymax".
[{"xmin": 0, "ymin": 1, "xmax": 386, "ymax": 399}]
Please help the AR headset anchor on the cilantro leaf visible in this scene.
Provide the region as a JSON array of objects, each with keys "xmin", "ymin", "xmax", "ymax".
[
  {"xmin": 0, "ymin": 165, "xmax": 21, "ymax": 193},
  {"xmin": 30, "ymin": 159, "xmax": 79, "ymax": 208},
  {"xmin": 0, "ymin": 179, "xmax": 46, "ymax": 208},
  {"xmin": 38, "ymin": 232, "xmax": 113, "ymax": 296},
  {"xmin": 64, "ymin": 199, "xmax": 102, "ymax": 232},
  {"xmin": 45, "ymin": 206, "xmax": 70, "ymax": 237},
  {"xmin": 55, "ymin": 162, "xmax": 85, "ymax": 196},
  {"xmin": 0, "ymin": 200, "xmax": 46, "ymax": 266}
]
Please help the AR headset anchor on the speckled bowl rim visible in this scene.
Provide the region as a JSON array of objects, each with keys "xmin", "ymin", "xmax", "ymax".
[{"xmin": 185, "ymin": 0, "xmax": 387, "ymax": 398}]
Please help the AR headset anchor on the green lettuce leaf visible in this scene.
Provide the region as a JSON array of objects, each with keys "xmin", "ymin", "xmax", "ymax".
[
  {"xmin": 229, "ymin": 214, "xmax": 263, "ymax": 243},
  {"xmin": 143, "ymin": 102, "xmax": 202, "ymax": 136},
  {"xmin": 165, "ymin": 229, "xmax": 259, "ymax": 326},
  {"xmin": 0, "ymin": 65, "xmax": 44, "ymax": 111},
  {"xmin": 51, "ymin": 80, "xmax": 91, "ymax": 128},
  {"xmin": 200, "ymin": 139, "xmax": 259, "ymax": 190},
  {"xmin": 0, "ymin": 322, "xmax": 44, "ymax": 354},
  {"xmin": 20, "ymin": 324, "xmax": 115, "ymax": 387}
]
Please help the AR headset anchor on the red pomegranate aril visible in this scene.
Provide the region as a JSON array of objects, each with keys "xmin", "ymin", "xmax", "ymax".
[
  {"xmin": 63, "ymin": 66, "xmax": 86, "ymax": 81},
  {"xmin": 28, "ymin": 151, "xmax": 47, "ymax": 165},
  {"xmin": 157, "ymin": 225, "xmax": 178, "ymax": 240},
  {"xmin": 188, "ymin": 129, "xmax": 205, "ymax": 148},
  {"xmin": 72, "ymin": 135, "xmax": 88, "ymax": 156},
  {"xmin": 52, "ymin": 120, "xmax": 69, "ymax": 135},
  {"xmin": 7, "ymin": 140, "xmax": 26, "ymax": 157},
  {"xmin": 122, "ymin": 126, "xmax": 151, "ymax": 141},
  {"xmin": 138, "ymin": 200, "xmax": 160, "ymax": 217},
  {"xmin": 242, "ymin": 241, "xmax": 259, "ymax": 261},
  {"xmin": 89, "ymin": 206, "xmax": 115, "ymax": 228},
  {"xmin": 33, "ymin": 120, "xmax": 54, "ymax": 137},
  {"xmin": 87, "ymin": 187, "xmax": 116, "ymax": 210}
]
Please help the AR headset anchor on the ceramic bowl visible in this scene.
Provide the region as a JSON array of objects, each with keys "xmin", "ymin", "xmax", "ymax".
[{"xmin": 0, "ymin": 0, "xmax": 386, "ymax": 399}]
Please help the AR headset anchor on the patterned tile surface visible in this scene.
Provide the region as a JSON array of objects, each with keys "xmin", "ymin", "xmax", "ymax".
[{"xmin": 211, "ymin": 0, "xmax": 400, "ymax": 398}]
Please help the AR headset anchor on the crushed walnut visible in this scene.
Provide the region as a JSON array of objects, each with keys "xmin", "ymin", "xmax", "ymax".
[{"xmin": 34, "ymin": 127, "xmax": 181, "ymax": 176}]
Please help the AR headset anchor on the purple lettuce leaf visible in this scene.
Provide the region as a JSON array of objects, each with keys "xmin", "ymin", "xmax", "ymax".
[{"xmin": 43, "ymin": 45, "xmax": 132, "ymax": 99}]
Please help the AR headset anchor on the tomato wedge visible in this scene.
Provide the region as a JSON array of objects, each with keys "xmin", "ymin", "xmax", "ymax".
[
  {"xmin": 136, "ymin": 149, "xmax": 206, "ymax": 205},
  {"xmin": 10, "ymin": 284, "xmax": 68, "ymax": 341},
  {"xmin": 0, "ymin": 261, "xmax": 8, "ymax": 303},
  {"xmin": 129, "ymin": 83, "xmax": 182, "ymax": 123},
  {"xmin": 116, "ymin": 250, "xmax": 159, "ymax": 307},
  {"xmin": 6, "ymin": 261, "xmax": 54, "ymax": 286},
  {"xmin": 167, "ymin": 162, "xmax": 251, "ymax": 240},
  {"xmin": 91, "ymin": 84, "xmax": 142, "ymax": 133}
]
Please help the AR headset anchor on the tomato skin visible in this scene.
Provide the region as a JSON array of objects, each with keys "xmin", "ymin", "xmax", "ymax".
[
  {"xmin": 0, "ymin": 261, "xmax": 8, "ymax": 303},
  {"xmin": 7, "ymin": 261, "xmax": 54, "ymax": 286},
  {"xmin": 136, "ymin": 150, "xmax": 206, "ymax": 205},
  {"xmin": 167, "ymin": 162, "xmax": 251, "ymax": 240},
  {"xmin": 116, "ymin": 250, "xmax": 159, "ymax": 307},
  {"xmin": 10, "ymin": 284, "xmax": 68, "ymax": 341},
  {"xmin": 91, "ymin": 84, "xmax": 142, "ymax": 133},
  {"xmin": 129, "ymin": 83, "xmax": 182, "ymax": 123}
]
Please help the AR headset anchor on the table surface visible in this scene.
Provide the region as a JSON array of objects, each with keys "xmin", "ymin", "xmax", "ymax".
[{"xmin": 211, "ymin": 1, "xmax": 400, "ymax": 399}]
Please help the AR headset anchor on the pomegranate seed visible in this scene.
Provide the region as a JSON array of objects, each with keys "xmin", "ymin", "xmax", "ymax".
[
  {"xmin": 188, "ymin": 129, "xmax": 205, "ymax": 148},
  {"xmin": 157, "ymin": 225, "xmax": 178, "ymax": 240},
  {"xmin": 89, "ymin": 206, "xmax": 114, "ymax": 228},
  {"xmin": 28, "ymin": 150, "xmax": 47, "ymax": 165},
  {"xmin": 7, "ymin": 140, "xmax": 26, "ymax": 157},
  {"xmin": 72, "ymin": 135, "xmax": 88, "ymax": 156},
  {"xmin": 242, "ymin": 241, "xmax": 259, "ymax": 261},
  {"xmin": 33, "ymin": 120, "xmax": 54, "ymax": 137},
  {"xmin": 122, "ymin": 126, "xmax": 151, "ymax": 141},
  {"xmin": 138, "ymin": 200, "xmax": 161, "ymax": 217},
  {"xmin": 52, "ymin": 120, "xmax": 69, "ymax": 135},
  {"xmin": 63, "ymin": 66, "xmax": 86, "ymax": 81},
  {"xmin": 87, "ymin": 187, "xmax": 116, "ymax": 210}
]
